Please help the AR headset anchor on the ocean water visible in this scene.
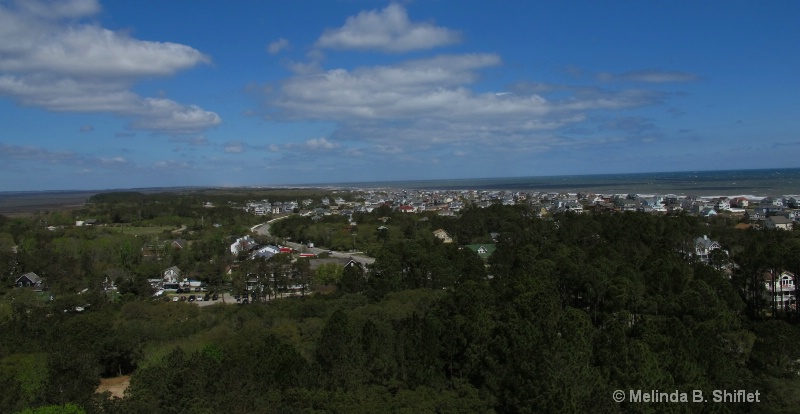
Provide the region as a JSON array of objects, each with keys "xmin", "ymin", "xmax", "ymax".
[{"xmin": 329, "ymin": 168, "xmax": 800, "ymax": 197}]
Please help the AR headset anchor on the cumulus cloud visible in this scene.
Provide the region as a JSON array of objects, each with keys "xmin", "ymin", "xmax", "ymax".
[
  {"xmin": 267, "ymin": 38, "xmax": 290, "ymax": 54},
  {"xmin": 597, "ymin": 69, "xmax": 699, "ymax": 83},
  {"xmin": 315, "ymin": 3, "xmax": 460, "ymax": 52},
  {"xmin": 255, "ymin": 4, "xmax": 690, "ymax": 165},
  {"xmin": 269, "ymin": 52, "xmax": 666, "ymax": 154},
  {"xmin": 0, "ymin": 0, "xmax": 220, "ymax": 134}
]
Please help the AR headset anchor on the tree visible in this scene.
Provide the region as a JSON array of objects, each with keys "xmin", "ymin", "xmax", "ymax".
[
  {"xmin": 315, "ymin": 309, "xmax": 363, "ymax": 389},
  {"xmin": 314, "ymin": 263, "xmax": 343, "ymax": 286},
  {"xmin": 338, "ymin": 263, "xmax": 365, "ymax": 294},
  {"xmin": 292, "ymin": 258, "xmax": 312, "ymax": 297}
]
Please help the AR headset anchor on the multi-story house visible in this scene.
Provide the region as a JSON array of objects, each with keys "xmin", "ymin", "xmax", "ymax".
[
  {"xmin": 764, "ymin": 271, "xmax": 796, "ymax": 310},
  {"xmin": 694, "ymin": 235, "xmax": 721, "ymax": 263}
]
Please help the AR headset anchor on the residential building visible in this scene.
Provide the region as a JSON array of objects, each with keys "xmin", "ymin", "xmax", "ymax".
[
  {"xmin": 764, "ymin": 271, "xmax": 796, "ymax": 310},
  {"xmin": 465, "ymin": 244, "xmax": 496, "ymax": 260},
  {"xmin": 163, "ymin": 266, "xmax": 182, "ymax": 284},
  {"xmin": 16, "ymin": 272, "xmax": 43, "ymax": 290},
  {"xmin": 765, "ymin": 216, "xmax": 794, "ymax": 230},
  {"xmin": 433, "ymin": 229, "xmax": 453, "ymax": 244},
  {"xmin": 231, "ymin": 235, "xmax": 257, "ymax": 255},
  {"xmin": 694, "ymin": 235, "xmax": 721, "ymax": 263}
]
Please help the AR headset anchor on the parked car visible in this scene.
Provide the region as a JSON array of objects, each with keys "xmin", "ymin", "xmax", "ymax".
[
  {"xmin": 179, "ymin": 296, "xmax": 187, "ymax": 301},
  {"xmin": 196, "ymin": 296, "xmax": 203, "ymax": 302},
  {"xmin": 176, "ymin": 287, "xmax": 184, "ymax": 294},
  {"xmin": 212, "ymin": 294, "xmax": 219, "ymax": 301},
  {"xmin": 172, "ymin": 297, "xmax": 179, "ymax": 302},
  {"xmin": 188, "ymin": 295, "xmax": 196, "ymax": 302}
]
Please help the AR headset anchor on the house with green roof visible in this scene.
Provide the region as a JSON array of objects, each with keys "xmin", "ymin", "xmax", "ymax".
[{"xmin": 465, "ymin": 244, "xmax": 496, "ymax": 260}]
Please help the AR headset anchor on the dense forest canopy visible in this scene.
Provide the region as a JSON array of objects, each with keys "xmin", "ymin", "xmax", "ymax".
[{"xmin": 0, "ymin": 190, "xmax": 799, "ymax": 413}]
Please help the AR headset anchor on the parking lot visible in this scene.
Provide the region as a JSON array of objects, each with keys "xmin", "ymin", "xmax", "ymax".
[{"xmin": 156, "ymin": 290, "xmax": 238, "ymax": 306}]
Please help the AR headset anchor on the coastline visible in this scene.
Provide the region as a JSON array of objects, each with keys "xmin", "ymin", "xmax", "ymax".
[{"xmin": 1, "ymin": 168, "xmax": 798, "ymax": 215}]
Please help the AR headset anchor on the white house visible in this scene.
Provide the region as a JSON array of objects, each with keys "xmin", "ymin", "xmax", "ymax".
[
  {"xmin": 231, "ymin": 235, "xmax": 257, "ymax": 255},
  {"xmin": 764, "ymin": 271, "xmax": 796, "ymax": 310},
  {"xmin": 163, "ymin": 266, "xmax": 183, "ymax": 284},
  {"xmin": 765, "ymin": 216, "xmax": 794, "ymax": 230},
  {"xmin": 694, "ymin": 235, "xmax": 721, "ymax": 263},
  {"xmin": 433, "ymin": 229, "xmax": 453, "ymax": 244}
]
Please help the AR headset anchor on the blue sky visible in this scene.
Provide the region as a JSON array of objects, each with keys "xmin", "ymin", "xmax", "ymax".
[{"xmin": 0, "ymin": 0, "xmax": 798, "ymax": 191}]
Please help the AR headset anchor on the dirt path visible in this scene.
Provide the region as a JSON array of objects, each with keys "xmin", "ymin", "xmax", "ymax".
[{"xmin": 97, "ymin": 375, "xmax": 131, "ymax": 399}]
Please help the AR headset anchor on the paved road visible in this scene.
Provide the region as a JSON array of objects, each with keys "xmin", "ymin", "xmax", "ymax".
[{"xmin": 253, "ymin": 216, "xmax": 375, "ymax": 266}]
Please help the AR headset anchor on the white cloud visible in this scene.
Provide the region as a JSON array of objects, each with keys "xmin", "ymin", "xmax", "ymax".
[
  {"xmin": 597, "ymin": 69, "xmax": 699, "ymax": 83},
  {"xmin": 170, "ymin": 135, "xmax": 209, "ymax": 146},
  {"xmin": 0, "ymin": 0, "xmax": 220, "ymax": 134},
  {"xmin": 0, "ymin": 25, "xmax": 210, "ymax": 77},
  {"xmin": 130, "ymin": 98, "xmax": 221, "ymax": 134},
  {"xmin": 224, "ymin": 141, "xmax": 245, "ymax": 153},
  {"xmin": 98, "ymin": 156, "xmax": 128, "ymax": 165},
  {"xmin": 304, "ymin": 137, "xmax": 339, "ymax": 151},
  {"xmin": 0, "ymin": 76, "xmax": 221, "ymax": 133},
  {"xmin": 315, "ymin": 3, "xmax": 460, "ymax": 52},
  {"xmin": 0, "ymin": 141, "xmax": 134, "ymax": 169},
  {"xmin": 269, "ymin": 53, "xmax": 665, "ymax": 154},
  {"xmin": 153, "ymin": 160, "xmax": 190, "ymax": 169},
  {"xmin": 274, "ymin": 54, "xmax": 503, "ymax": 120},
  {"xmin": 267, "ymin": 38, "xmax": 289, "ymax": 54},
  {"xmin": 15, "ymin": 0, "xmax": 100, "ymax": 20}
]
